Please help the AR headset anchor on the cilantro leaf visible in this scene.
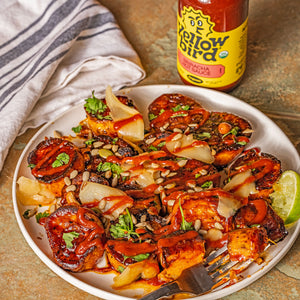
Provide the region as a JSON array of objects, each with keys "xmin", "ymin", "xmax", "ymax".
[
  {"xmin": 201, "ymin": 181, "xmax": 213, "ymax": 188},
  {"xmin": 149, "ymin": 113, "xmax": 157, "ymax": 121},
  {"xmin": 110, "ymin": 209, "xmax": 139, "ymax": 240},
  {"xmin": 72, "ymin": 125, "xmax": 82, "ymax": 133},
  {"xmin": 63, "ymin": 231, "xmax": 80, "ymax": 248},
  {"xmin": 52, "ymin": 152, "xmax": 70, "ymax": 168},
  {"xmin": 193, "ymin": 132, "xmax": 211, "ymax": 140},
  {"xmin": 85, "ymin": 138, "xmax": 95, "ymax": 145},
  {"xmin": 148, "ymin": 145, "xmax": 158, "ymax": 152},
  {"xmin": 124, "ymin": 253, "xmax": 150, "ymax": 262},
  {"xmin": 179, "ymin": 198, "xmax": 193, "ymax": 231},
  {"xmin": 97, "ymin": 162, "xmax": 123, "ymax": 176},
  {"xmin": 35, "ymin": 212, "xmax": 49, "ymax": 223},
  {"xmin": 84, "ymin": 91, "xmax": 107, "ymax": 116},
  {"xmin": 172, "ymin": 104, "xmax": 190, "ymax": 112},
  {"xmin": 222, "ymin": 126, "xmax": 239, "ymax": 138},
  {"xmin": 27, "ymin": 163, "xmax": 36, "ymax": 169}
]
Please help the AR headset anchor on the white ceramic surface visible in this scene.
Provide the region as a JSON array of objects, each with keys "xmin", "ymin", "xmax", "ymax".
[{"xmin": 13, "ymin": 84, "xmax": 300, "ymax": 300}]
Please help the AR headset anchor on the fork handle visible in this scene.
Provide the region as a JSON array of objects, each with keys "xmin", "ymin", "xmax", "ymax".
[{"xmin": 139, "ymin": 281, "xmax": 182, "ymax": 300}]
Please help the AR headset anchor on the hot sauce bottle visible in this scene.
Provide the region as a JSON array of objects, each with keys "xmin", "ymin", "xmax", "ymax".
[{"xmin": 177, "ymin": 0, "xmax": 249, "ymax": 91}]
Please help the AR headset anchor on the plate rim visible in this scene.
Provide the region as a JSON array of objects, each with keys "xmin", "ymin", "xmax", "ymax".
[{"xmin": 12, "ymin": 84, "xmax": 300, "ymax": 300}]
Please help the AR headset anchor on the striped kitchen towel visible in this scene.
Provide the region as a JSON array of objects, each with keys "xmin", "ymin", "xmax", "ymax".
[{"xmin": 0, "ymin": 0, "xmax": 145, "ymax": 171}]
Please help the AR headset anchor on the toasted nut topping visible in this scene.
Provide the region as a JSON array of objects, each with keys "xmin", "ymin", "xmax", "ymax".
[
  {"xmin": 167, "ymin": 172, "xmax": 177, "ymax": 177},
  {"xmin": 111, "ymin": 174, "xmax": 118, "ymax": 187},
  {"xmin": 103, "ymin": 144, "xmax": 112, "ymax": 149},
  {"xmin": 151, "ymin": 163, "xmax": 159, "ymax": 169},
  {"xmin": 161, "ymin": 170, "xmax": 170, "ymax": 177},
  {"xmin": 173, "ymin": 128, "xmax": 182, "ymax": 133},
  {"xmin": 199, "ymin": 169, "xmax": 208, "ymax": 175},
  {"xmin": 154, "ymin": 185, "xmax": 164, "ymax": 194},
  {"xmin": 145, "ymin": 137, "xmax": 157, "ymax": 144},
  {"xmin": 66, "ymin": 185, "xmax": 76, "ymax": 192},
  {"xmin": 187, "ymin": 189, "xmax": 194, "ymax": 193},
  {"xmin": 64, "ymin": 177, "xmax": 71, "ymax": 186},
  {"xmin": 214, "ymin": 222, "xmax": 224, "ymax": 230},
  {"xmin": 177, "ymin": 159, "xmax": 188, "ymax": 167},
  {"xmin": 93, "ymin": 141, "xmax": 104, "ymax": 148},
  {"xmin": 140, "ymin": 215, "xmax": 147, "ymax": 223},
  {"xmin": 242, "ymin": 128, "xmax": 254, "ymax": 134},
  {"xmin": 82, "ymin": 171, "xmax": 90, "ymax": 182},
  {"xmin": 187, "ymin": 182, "xmax": 196, "ymax": 188},
  {"xmin": 131, "ymin": 215, "xmax": 137, "ymax": 224},
  {"xmin": 105, "ymin": 170, "xmax": 112, "ymax": 179},
  {"xmin": 146, "ymin": 222, "xmax": 154, "ymax": 231},
  {"xmin": 136, "ymin": 222, "xmax": 146, "ymax": 228},
  {"xmin": 188, "ymin": 123, "xmax": 198, "ymax": 127},
  {"xmin": 198, "ymin": 229, "xmax": 208, "ymax": 235},
  {"xmin": 211, "ymin": 149, "xmax": 217, "ymax": 156},
  {"xmin": 160, "ymin": 127, "xmax": 165, "ymax": 132},
  {"xmin": 69, "ymin": 170, "xmax": 78, "ymax": 179},
  {"xmin": 165, "ymin": 183, "xmax": 176, "ymax": 189},
  {"xmin": 155, "ymin": 178, "xmax": 164, "ymax": 184},
  {"xmin": 194, "ymin": 186, "xmax": 203, "ymax": 192},
  {"xmin": 194, "ymin": 219, "xmax": 201, "ymax": 232},
  {"xmin": 112, "ymin": 145, "xmax": 119, "ymax": 152},
  {"xmin": 162, "ymin": 122, "xmax": 170, "ymax": 129},
  {"xmin": 91, "ymin": 149, "xmax": 99, "ymax": 156}
]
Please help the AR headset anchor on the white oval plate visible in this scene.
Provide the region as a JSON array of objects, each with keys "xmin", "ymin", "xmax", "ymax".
[{"xmin": 13, "ymin": 84, "xmax": 300, "ymax": 300}]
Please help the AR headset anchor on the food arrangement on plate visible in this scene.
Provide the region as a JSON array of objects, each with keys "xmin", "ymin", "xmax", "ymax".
[{"xmin": 16, "ymin": 86, "xmax": 300, "ymax": 299}]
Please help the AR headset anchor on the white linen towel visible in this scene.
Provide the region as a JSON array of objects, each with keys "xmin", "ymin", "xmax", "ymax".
[{"xmin": 0, "ymin": 0, "xmax": 145, "ymax": 171}]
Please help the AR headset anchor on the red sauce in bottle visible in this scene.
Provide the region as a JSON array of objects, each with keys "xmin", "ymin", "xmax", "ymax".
[{"xmin": 177, "ymin": 0, "xmax": 249, "ymax": 91}]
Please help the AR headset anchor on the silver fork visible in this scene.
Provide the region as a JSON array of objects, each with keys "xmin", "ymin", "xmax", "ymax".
[{"xmin": 139, "ymin": 245, "xmax": 252, "ymax": 300}]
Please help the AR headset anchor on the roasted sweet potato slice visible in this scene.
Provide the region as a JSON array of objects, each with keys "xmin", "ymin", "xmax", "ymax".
[
  {"xmin": 157, "ymin": 231, "xmax": 205, "ymax": 282},
  {"xmin": 44, "ymin": 205, "xmax": 105, "ymax": 272},
  {"xmin": 228, "ymin": 227, "xmax": 268, "ymax": 262}
]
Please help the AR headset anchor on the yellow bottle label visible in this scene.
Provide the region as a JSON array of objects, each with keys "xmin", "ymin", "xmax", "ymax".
[{"xmin": 177, "ymin": 6, "xmax": 248, "ymax": 88}]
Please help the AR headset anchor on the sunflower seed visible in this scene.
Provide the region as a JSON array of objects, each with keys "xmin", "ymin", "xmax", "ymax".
[
  {"xmin": 173, "ymin": 128, "xmax": 182, "ymax": 133},
  {"xmin": 155, "ymin": 178, "xmax": 164, "ymax": 184},
  {"xmin": 140, "ymin": 215, "xmax": 147, "ymax": 223},
  {"xmin": 162, "ymin": 122, "xmax": 170, "ymax": 129},
  {"xmin": 64, "ymin": 177, "xmax": 71, "ymax": 186},
  {"xmin": 165, "ymin": 183, "xmax": 176, "ymax": 189},
  {"xmin": 161, "ymin": 170, "xmax": 170, "ymax": 177},
  {"xmin": 66, "ymin": 185, "xmax": 76, "ymax": 192},
  {"xmin": 103, "ymin": 144, "xmax": 112, "ymax": 149},
  {"xmin": 112, "ymin": 145, "xmax": 119, "ymax": 152},
  {"xmin": 194, "ymin": 219, "xmax": 201, "ymax": 231},
  {"xmin": 146, "ymin": 137, "xmax": 157, "ymax": 144},
  {"xmin": 69, "ymin": 170, "xmax": 78, "ymax": 179},
  {"xmin": 167, "ymin": 200, "xmax": 175, "ymax": 206},
  {"xmin": 214, "ymin": 222, "xmax": 224, "ymax": 230},
  {"xmin": 111, "ymin": 174, "xmax": 118, "ymax": 187},
  {"xmin": 167, "ymin": 172, "xmax": 177, "ymax": 177},
  {"xmin": 105, "ymin": 170, "xmax": 112, "ymax": 179},
  {"xmin": 82, "ymin": 171, "xmax": 90, "ymax": 182},
  {"xmin": 91, "ymin": 149, "xmax": 99, "ymax": 156},
  {"xmin": 177, "ymin": 159, "xmax": 188, "ymax": 167},
  {"xmin": 93, "ymin": 141, "xmax": 104, "ymax": 148}
]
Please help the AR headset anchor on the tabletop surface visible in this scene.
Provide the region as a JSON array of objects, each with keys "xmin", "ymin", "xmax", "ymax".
[{"xmin": 0, "ymin": 0, "xmax": 299, "ymax": 299}]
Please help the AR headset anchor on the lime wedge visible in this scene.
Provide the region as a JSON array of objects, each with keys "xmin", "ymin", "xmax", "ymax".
[{"xmin": 271, "ymin": 170, "xmax": 300, "ymax": 225}]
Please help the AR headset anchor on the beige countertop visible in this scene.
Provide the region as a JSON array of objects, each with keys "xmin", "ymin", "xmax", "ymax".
[{"xmin": 0, "ymin": 0, "xmax": 299, "ymax": 299}]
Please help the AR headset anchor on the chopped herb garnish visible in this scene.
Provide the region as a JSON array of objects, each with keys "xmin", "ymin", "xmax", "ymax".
[
  {"xmin": 112, "ymin": 137, "xmax": 119, "ymax": 144},
  {"xmin": 85, "ymin": 138, "xmax": 95, "ymax": 145},
  {"xmin": 149, "ymin": 113, "xmax": 157, "ymax": 121},
  {"xmin": 193, "ymin": 132, "xmax": 211, "ymax": 140},
  {"xmin": 179, "ymin": 198, "xmax": 193, "ymax": 231},
  {"xmin": 170, "ymin": 113, "xmax": 188, "ymax": 118},
  {"xmin": 84, "ymin": 91, "xmax": 107, "ymax": 117},
  {"xmin": 72, "ymin": 125, "xmax": 82, "ymax": 133},
  {"xmin": 222, "ymin": 126, "xmax": 239, "ymax": 138},
  {"xmin": 110, "ymin": 209, "xmax": 139, "ymax": 240},
  {"xmin": 35, "ymin": 212, "xmax": 49, "ymax": 223},
  {"xmin": 148, "ymin": 145, "xmax": 158, "ymax": 152},
  {"xmin": 124, "ymin": 253, "xmax": 150, "ymax": 262},
  {"xmin": 97, "ymin": 162, "xmax": 123, "ymax": 176},
  {"xmin": 62, "ymin": 231, "xmax": 80, "ymax": 248},
  {"xmin": 27, "ymin": 163, "xmax": 36, "ymax": 169},
  {"xmin": 157, "ymin": 141, "xmax": 166, "ymax": 148},
  {"xmin": 52, "ymin": 152, "xmax": 70, "ymax": 168},
  {"xmin": 172, "ymin": 104, "xmax": 190, "ymax": 112},
  {"xmin": 117, "ymin": 266, "xmax": 125, "ymax": 273},
  {"xmin": 195, "ymin": 173, "xmax": 201, "ymax": 179},
  {"xmin": 201, "ymin": 181, "xmax": 213, "ymax": 188},
  {"xmin": 237, "ymin": 141, "xmax": 247, "ymax": 145}
]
